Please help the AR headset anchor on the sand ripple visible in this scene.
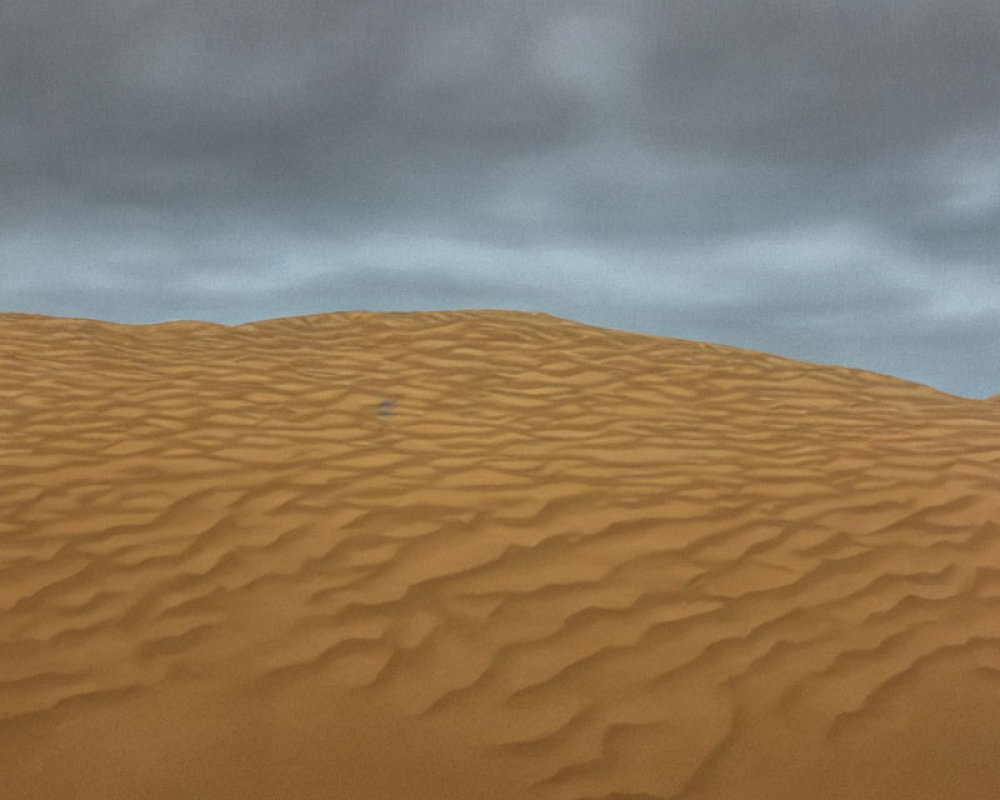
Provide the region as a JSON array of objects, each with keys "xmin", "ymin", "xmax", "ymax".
[{"xmin": 2, "ymin": 310, "xmax": 999, "ymax": 799}]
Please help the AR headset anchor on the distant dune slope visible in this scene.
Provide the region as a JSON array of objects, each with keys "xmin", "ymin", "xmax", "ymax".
[{"xmin": 1, "ymin": 310, "xmax": 999, "ymax": 800}]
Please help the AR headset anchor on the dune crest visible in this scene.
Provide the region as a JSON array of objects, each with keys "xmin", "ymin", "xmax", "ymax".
[{"xmin": 2, "ymin": 310, "xmax": 999, "ymax": 799}]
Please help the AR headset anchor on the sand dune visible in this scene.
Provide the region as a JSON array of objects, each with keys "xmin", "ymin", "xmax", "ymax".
[{"xmin": 1, "ymin": 309, "xmax": 999, "ymax": 799}]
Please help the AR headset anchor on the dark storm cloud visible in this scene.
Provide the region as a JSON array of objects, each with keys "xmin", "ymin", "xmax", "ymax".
[
  {"xmin": 1, "ymin": 0, "xmax": 998, "ymax": 397},
  {"xmin": 630, "ymin": 0, "xmax": 1000, "ymax": 160}
]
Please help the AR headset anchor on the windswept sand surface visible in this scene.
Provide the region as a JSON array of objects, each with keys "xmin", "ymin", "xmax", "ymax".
[{"xmin": 2, "ymin": 309, "xmax": 1000, "ymax": 799}]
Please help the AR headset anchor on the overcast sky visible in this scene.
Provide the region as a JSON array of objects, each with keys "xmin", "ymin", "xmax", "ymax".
[{"xmin": 2, "ymin": 1, "xmax": 998, "ymax": 397}]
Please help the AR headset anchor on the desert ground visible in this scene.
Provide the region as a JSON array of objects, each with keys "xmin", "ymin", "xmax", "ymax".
[{"xmin": 1, "ymin": 309, "xmax": 999, "ymax": 799}]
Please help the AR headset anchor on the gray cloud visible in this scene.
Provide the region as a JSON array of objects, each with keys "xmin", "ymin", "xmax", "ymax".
[
  {"xmin": 1, "ymin": 0, "xmax": 998, "ymax": 398},
  {"xmin": 631, "ymin": 0, "xmax": 1000, "ymax": 159}
]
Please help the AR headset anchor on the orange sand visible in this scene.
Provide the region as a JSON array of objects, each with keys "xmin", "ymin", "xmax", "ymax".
[{"xmin": 1, "ymin": 309, "xmax": 999, "ymax": 799}]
